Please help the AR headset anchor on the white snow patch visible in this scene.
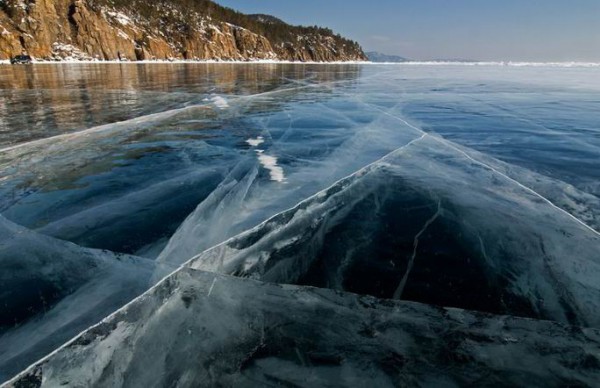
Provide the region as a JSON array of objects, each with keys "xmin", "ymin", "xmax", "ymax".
[
  {"xmin": 256, "ymin": 151, "xmax": 285, "ymax": 182},
  {"xmin": 51, "ymin": 42, "xmax": 94, "ymax": 61},
  {"xmin": 246, "ymin": 136, "xmax": 264, "ymax": 147},
  {"xmin": 116, "ymin": 29, "xmax": 131, "ymax": 41},
  {"xmin": 0, "ymin": 23, "xmax": 10, "ymax": 36},
  {"xmin": 106, "ymin": 11, "xmax": 132, "ymax": 26},
  {"xmin": 211, "ymin": 96, "xmax": 229, "ymax": 109}
]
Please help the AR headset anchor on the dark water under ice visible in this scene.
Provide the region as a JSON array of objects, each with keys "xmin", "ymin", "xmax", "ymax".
[{"xmin": 0, "ymin": 63, "xmax": 599, "ymax": 384}]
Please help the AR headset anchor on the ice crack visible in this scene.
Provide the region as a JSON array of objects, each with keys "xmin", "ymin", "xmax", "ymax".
[
  {"xmin": 393, "ymin": 199, "xmax": 442, "ymax": 300},
  {"xmin": 207, "ymin": 277, "xmax": 217, "ymax": 297},
  {"xmin": 362, "ymin": 102, "xmax": 600, "ymax": 238}
]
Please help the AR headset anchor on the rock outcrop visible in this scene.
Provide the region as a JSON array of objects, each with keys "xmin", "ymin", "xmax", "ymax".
[{"xmin": 0, "ymin": 0, "xmax": 366, "ymax": 61}]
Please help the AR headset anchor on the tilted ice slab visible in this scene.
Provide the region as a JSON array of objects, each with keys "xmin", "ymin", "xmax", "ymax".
[
  {"xmin": 185, "ymin": 134, "xmax": 600, "ymax": 327},
  {"xmin": 5, "ymin": 269, "xmax": 600, "ymax": 387},
  {"xmin": 0, "ymin": 102, "xmax": 229, "ymax": 253},
  {"xmin": 0, "ymin": 216, "xmax": 164, "ymax": 382},
  {"xmin": 454, "ymin": 148, "xmax": 600, "ymax": 232},
  {"xmin": 35, "ymin": 168, "xmax": 228, "ymax": 257},
  {"xmin": 155, "ymin": 107, "xmax": 421, "ymax": 272},
  {"xmin": 0, "ymin": 101, "xmax": 229, "ymax": 215}
]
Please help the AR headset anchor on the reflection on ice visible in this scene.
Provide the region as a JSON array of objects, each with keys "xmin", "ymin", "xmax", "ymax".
[{"xmin": 0, "ymin": 63, "xmax": 363, "ymax": 148}]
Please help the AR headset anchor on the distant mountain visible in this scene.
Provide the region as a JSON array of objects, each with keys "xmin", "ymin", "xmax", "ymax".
[
  {"xmin": 0, "ymin": 0, "xmax": 367, "ymax": 62},
  {"xmin": 366, "ymin": 51, "xmax": 408, "ymax": 63}
]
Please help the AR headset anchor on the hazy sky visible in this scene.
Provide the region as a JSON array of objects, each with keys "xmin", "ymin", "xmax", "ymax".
[{"xmin": 216, "ymin": 0, "xmax": 600, "ymax": 61}]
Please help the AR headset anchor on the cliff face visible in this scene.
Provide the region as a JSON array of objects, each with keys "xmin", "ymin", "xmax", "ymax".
[{"xmin": 0, "ymin": 0, "xmax": 367, "ymax": 61}]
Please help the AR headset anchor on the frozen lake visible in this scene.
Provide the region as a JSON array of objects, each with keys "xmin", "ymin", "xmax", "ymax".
[{"xmin": 1, "ymin": 63, "xmax": 599, "ymax": 385}]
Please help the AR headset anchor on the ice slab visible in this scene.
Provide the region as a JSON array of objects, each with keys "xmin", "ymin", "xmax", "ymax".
[
  {"xmin": 155, "ymin": 109, "xmax": 420, "ymax": 271},
  {"xmin": 185, "ymin": 134, "xmax": 600, "ymax": 327},
  {"xmin": 5, "ymin": 269, "xmax": 600, "ymax": 387},
  {"xmin": 0, "ymin": 216, "xmax": 164, "ymax": 382}
]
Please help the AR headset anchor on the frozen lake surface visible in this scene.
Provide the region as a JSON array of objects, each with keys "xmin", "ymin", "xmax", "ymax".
[{"xmin": 1, "ymin": 63, "xmax": 599, "ymax": 386}]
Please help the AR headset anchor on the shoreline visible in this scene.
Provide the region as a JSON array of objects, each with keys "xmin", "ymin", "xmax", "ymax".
[
  {"xmin": 0, "ymin": 59, "xmax": 370, "ymax": 65},
  {"xmin": 1, "ymin": 59, "xmax": 599, "ymax": 67}
]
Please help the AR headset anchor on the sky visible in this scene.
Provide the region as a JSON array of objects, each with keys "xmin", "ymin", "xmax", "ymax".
[{"xmin": 216, "ymin": 0, "xmax": 600, "ymax": 62}]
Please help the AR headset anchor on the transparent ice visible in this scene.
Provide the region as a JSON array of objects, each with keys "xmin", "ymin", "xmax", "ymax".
[{"xmin": 0, "ymin": 63, "xmax": 599, "ymax": 386}]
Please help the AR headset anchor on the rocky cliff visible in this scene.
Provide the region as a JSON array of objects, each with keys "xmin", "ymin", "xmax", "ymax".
[{"xmin": 0, "ymin": 0, "xmax": 367, "ymax": 61}]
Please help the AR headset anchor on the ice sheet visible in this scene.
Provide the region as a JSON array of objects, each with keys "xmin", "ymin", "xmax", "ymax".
[{"xmin": 1, "ymin": 63, "xmax": 599, "ymax": 385}]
